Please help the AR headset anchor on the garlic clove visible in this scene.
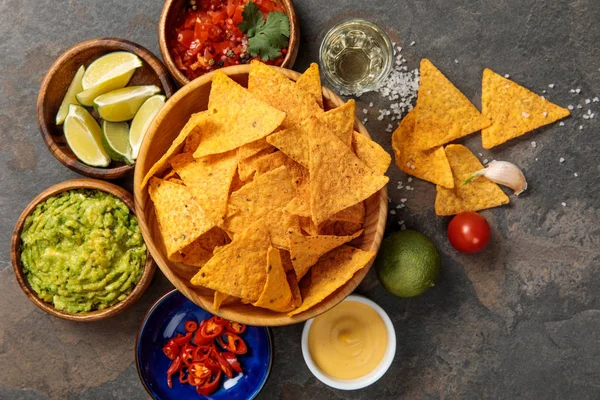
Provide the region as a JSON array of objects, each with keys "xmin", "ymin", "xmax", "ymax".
[{"xmin": 462, "ymin": 160, "xmax": 527, "ymax": 196}]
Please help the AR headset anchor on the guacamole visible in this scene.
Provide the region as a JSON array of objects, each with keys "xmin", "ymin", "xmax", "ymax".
[{"xmin": 20, "ymin": 189, "xmax": 147, "ymax": 313}]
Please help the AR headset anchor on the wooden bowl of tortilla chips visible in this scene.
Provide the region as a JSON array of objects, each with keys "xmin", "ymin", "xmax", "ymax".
[{"xmin": 134, "ymin": 62, "xmax": 389, "ymax": 326}]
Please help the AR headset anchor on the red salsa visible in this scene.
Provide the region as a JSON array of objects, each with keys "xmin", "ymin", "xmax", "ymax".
[{"xmin": 169, "ymin": 0, "xmax": 287, "ymax": 81}]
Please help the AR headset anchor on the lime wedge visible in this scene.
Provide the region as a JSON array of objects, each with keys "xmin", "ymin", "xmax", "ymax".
[
  {"xmin": 93, "ymin": 85, "xmax": 161, "ymax": 122},
  {"xmin": 82, "ymin": 51, "xmax": 142, "ymax": 90},
  {"xmin": 63, "ymin": 104, "xmax": 111, "ymax": 167},
  {"xmin": 102, "ymin": 120, "xmax": 134, "ymax": 164},
  {"xmin": 56, "ymin": 65, "xmax": 85, "ymax": 125},
  {"xmin": 129, "ymin": 94, "xmax": 166, "ymax": 159}
]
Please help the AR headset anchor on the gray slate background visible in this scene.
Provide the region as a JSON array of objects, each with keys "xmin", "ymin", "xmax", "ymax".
[{"xmin": 1, "ymin": 0, "xmax": 599, "ymax": 399}]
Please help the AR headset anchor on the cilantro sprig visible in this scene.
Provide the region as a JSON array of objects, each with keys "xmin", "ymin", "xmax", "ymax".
[{"xmin": 238, "ymin": 1, "xmax": 290, "ymax": 61}]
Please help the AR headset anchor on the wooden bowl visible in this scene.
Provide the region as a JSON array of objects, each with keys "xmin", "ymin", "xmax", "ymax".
[
  {"xmin": 133, "ymin": 65, "xmax": 388, "ymax": 326},
  {"xmin": 37, "ymin": 38, "xmax": 176, "ymax": 180},
  {"xmin": 11, "ymin": 179, "xmax": 157, "ymax": 322},
  {"xmin": 158, "ymin": 0, "xmax": 300, "ymax": 87}
]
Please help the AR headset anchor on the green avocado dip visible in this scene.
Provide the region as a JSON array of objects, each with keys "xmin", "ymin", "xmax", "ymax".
[{"xmin": 20, "ymin": 189, "xmax": 147, "ymax": 314}]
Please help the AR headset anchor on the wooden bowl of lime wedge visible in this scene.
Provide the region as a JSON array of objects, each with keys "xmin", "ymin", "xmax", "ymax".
[{"xmin": 37, "ymin": 38, "xmax": 176, "ymax": 180}]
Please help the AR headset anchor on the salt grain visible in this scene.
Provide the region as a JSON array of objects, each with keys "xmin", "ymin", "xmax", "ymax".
[
  {"xmin": 585, "ymin": 99, "xmax": 591, "ymax": 104},
  {"xmin": 561, "ymin": 202, "xmax": 567, "ymax": 207},
  {"xmin": 400, "ymin": 198, "xmax": 407, "ymax": 203},
  {"xmin": 363, "ymin": 108, "xmax": 368, "ymax": 114},
  {"xmin": 593, "ymin": 97, "xmax": 599, "ymax": 102},
  {"xmin": 410, "ymin": 41, "xmax": 416, "ymax": 46},
  {"xmin": 407, "ymin": 177, "xmax": 412, "ymax": 183},
  {"xmin": 579, "ymin": 125, "xmax": 583, "ymax": 130},
  {"xmin": 390, "ymin": 210, "xmax": 396, "ymax": 215},
  {"xmin": 531, "ymin": 141, "xmax": 537, "ymax": 148},
  {"xmin": 559, "ymin": 121, "xmax": 565, "ymax": 126},
  {"xmin": 478, "ymin": 153, "xmax": 483, "ymax": 157},
  {"xmin": 568, "ymin": 105, "xmax": 574, "ymax": 110},
  {"xmin": 405, "ymin": 185, "xmax": 412, "ymax": 190},
  {"xmin": 504, "ymin": 74, "xmax": 510, "ymax": 78},
  {"xmin": 559, "ymin": 157, "xmax": 565, "ymax": 163},
  {"xmin": 574, "ymin": 172, "xmax": 578, "ymax": 177},
  {"xmin": 575, "ymin": 88, "xmax": 581, "ymax": 94},
  {"xmin": 548, "ymin": 84, "xmax": 555, "ymax": 88},
  {"xmin": 483, "ymin": 158, "xmax": 489, "ymax": 164},
  {"xmin": 454, "ymin": 59, "xmax": 459, "ymax": 64},
  {"xmin": 577, "ymin": 105, "xmax": 582, "ymax": 109},
  {"xmin": 369, "ymin": 102, "xmax": 373, "ymax": 107}
]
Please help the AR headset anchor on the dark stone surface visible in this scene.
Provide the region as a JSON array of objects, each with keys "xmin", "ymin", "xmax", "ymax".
[{"xmin": 1, "ymin": 0, "xmax": 599, "ymax": 399}]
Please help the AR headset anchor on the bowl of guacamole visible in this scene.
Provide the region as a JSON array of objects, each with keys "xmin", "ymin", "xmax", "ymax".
[{"xmin": 11, "ymin": 179, "xmax": 155, "ymax": 321}]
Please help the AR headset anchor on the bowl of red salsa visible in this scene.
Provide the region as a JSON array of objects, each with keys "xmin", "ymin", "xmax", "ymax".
[{"xmin": 159, "ymin": 0, "xmax": 299, "ymax": 86}]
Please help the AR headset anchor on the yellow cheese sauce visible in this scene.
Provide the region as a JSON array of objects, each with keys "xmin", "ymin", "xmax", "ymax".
[{"xmin": 308, "ymin": 301, "xmax": 388, "ymax": 380}]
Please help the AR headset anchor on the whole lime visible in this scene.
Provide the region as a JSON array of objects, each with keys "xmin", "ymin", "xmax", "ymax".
[{"xmin": 375, "ymin": 230, "xmax": 441, "ymax": 297}]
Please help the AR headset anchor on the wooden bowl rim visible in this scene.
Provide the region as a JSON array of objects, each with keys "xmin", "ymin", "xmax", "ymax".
[
  {"xmin": 37, "ymin": 38, "xmax": 176, "ymax": 180},
  {"xmin": 133, "ymin": 64, "xmax": 388, "ymax": 326},
  {"xmin": 158, "ymin": 0, "xmax": 300, "ymax": 87},
  {"xmin": 11, "ymin": 178, "xmax": 157, "ymax": 322}
]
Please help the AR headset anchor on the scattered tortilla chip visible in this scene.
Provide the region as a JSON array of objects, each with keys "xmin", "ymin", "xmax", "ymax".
[
  {"xmin": 170, "ymin": 227, "xmax": 229, "ymax": 267},
  {"xmin": 223, "ymin": 166, "xmax": 296, "ymax": 247},
  {"xmin": 248, "ymin": 60, "xmax": 322, "ymax": 128},
  {"xmin": 435, "ymin": 144, "xmax": 510, "ymax": 216},
  {"xmin": 237, "ymin": 138, "xmax": 275, "ymax": 160},
  {"xmin": 253, "ymin": 247, "xmax": 294, "ymax": 312},
  {"xmin": 190, "ymin": 222, "xmax": 270, "ymax": 301},
  {"xmin": 352, "ymin": 131, "xmax": 391, "ymax": 175},
  {"xmin": 307, "ymin": 117, "xmax": 389, "ymax": 225},
  {"xmin": 289, "ymin": 230, "xmax": 364, "ymax": 280},
  {"xmin": 288, "ymin": 245, "xmax": 375, "ymax": 316},
  {"xmin": 296, "ymin": 63, "xmax": 323, "ymax": 108},
  {"xmin": 391, "ymin": 109, "xmax": 454, "ymax": 188},
  {"xmin": 266, "ymin": 101, "xmax": 355, "ymax": 167},
  {"xmin": 481, "ymin": 69, "xmax": 570, "ymax": 149},
  {"xmin": 148, "ymin": 177, "xmax": 215, "ymax": 258},
  {"xmin": 213, "ymin": 291, "xmax": 230, "ymax": 310},
  {"xmin": 319, "ymin": 221, "xmax": 364, "ymax": 236},
  {"xmin": 170, "ymin": 151, "xmax": 238, "ymax": 224},
  {"xmin": 413, "ymin": 59, "xmax": 491, "ymax": 150},
  {"xmin": 193, "ymin": 71, "xmax": 285, "ymax": 158},
  {"xmin": 141, "ymin": 111, "xmax": 212, "ymax": 188}
]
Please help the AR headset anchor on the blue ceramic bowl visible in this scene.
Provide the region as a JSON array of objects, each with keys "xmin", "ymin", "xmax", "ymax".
[{"xmin": 136, "ymin": 289, "xmax": 273, "ymax": 400}]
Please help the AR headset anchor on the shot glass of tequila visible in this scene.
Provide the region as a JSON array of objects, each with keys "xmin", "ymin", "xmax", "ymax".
[{"xmin": 319, "ymin": 19, "xmax": 393, "ymax": 94}]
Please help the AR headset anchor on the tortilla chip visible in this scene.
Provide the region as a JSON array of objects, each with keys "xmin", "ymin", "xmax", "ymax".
[
  {"xmin": 181, "ymin": 112, "xmax": 214, "ymax": 153},
  {"xmin": 163, "ymin": 169, "xmax": 179, "ymax": 181},
  {"xmin": 413, "ymin": 59, "xmax": 491, "ymax": 150},
  {"xmin": 298, "ymin": 216, "xmax": 320, "ymax": 236},
  {"xmin": 223, "ymin": 166, "xmax": 297, "ymax": 247},
  {"xmin": 307, "ymin": 116, "xmax": 388, "ymax": 225},
  {"xmin": 213, "ymin": 291, "xmax": 230, "ymax": 310},
  {"xmin": 170, "ymin": 151, "xmax": 238, "ymax": 224},
  {"xmin": 287, "ymin": 271, "xmax": 302, "ymax": 309},
  {"xmin": 141, "ymin": 111, "xmax": 213, "ymax": 188},
  {"xmin": 296, "ymin": 63, "xmax": 323, "ymax": 108},
  {"xmin": 330, "ymin": 202, "xmax": 365, "ymax": 224},
  {"xmin": 266, "ymin": 101, "xmax": 355, "ymax": 167},
  {"xmin": 288, "ymin": 245, "xmax": 375, "ymax": 316},
  {"xmin": 238, "ymin": 150, "xmax": 291, "ymax": 182},
  {"xmin": 289, "ymin": 230, "xmax": 364, "ymax": 280},
  {"xmin": 481, "ymin": 69, "xmax": 570, "ymax": 149},
  {"xmin": 190, "ymin": 222, "xmax": 271, "ymax": 301},
  {"xmin": 435, "ymin": 144, "xmax": 510, "ymax": 216},
  {"xmin": 237, "ymin": 138, "xmax": 275, "ymax": 160},
  {"xmin": 392, "ymin": 109, "xmax": 454, "ymax": 188},
  {"xmin": 319, "ymin": 221, "xmax": 364, "ymax": 236},
  {"xmin": 192, "ymin": 71, "xmax": 285, "ymax": 158},
  {"xmin": 237, "ymin": 147, "xmax": 276, "ymax": 181},
  {"xmin": 230, "ymin": 169, "xmax": 245, "ymax": 193},
  {"xmin": 253, "ymin": 247, "xmax": 294, "ymax": 312},
  {"xmin": 352, "ymin": 131, "xmax": 391, "ymax": 175},
  {"xmin": 248, "ymin": 60, "xmax": 322, "ymax": 129},
  {"xmin": 169, "ymin": 227, "xmax": 229, "ymax": 267},
  {"xmin": 148, "ymin": 177, "xmax": 215, "ymax": 257}
]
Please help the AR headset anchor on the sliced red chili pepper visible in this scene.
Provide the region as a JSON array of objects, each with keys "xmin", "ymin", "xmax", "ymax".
[
  {"xmin": 225, "ymin": 320, "xmax": 246, "ymax": 334},
  {"xmin": 196, "ymin": 369, "xmax": 222, "ymax": 396},
  {"xmin": 180, "ymin": 344, "xmax": 196, "ymax": 366},
  {"xmin": 166, "ymin": 356, "xmax": 182, "ymax": 388},
  {"xmin": 192, "ymin": 344, "xmax": 213, "ymax": 362},
  {"xmin": 189, "ymin": 362, "xmax": 212, "ymax": 382},
  {"xmin": 217, "ymin": 333, "xmax": 248, "ymax": 355},
  {"xmin": 172, "ymin": 331, "xmax": 193, "ymax": 346},
  {"xmin": 200, "ymin": 318, "xmax": 224, "ymax": 341},
  {"xmin": 162, "ymin": 339, "xmax": 180, "ymax": 361},
  {"xmin": 193, "ymin": 321, "xmax": 212, "ymax": 346},
  {"xmin": 184, "ymin": 320, "xmax": 198, "ymax": 332},
  {"xmin": 202, "ymin": 356, "xmax": 221, "ymax": 375},
  {"xmin": 222, "ymin": 351, "xmax": 243, "ymax": 373},
  {"xmin": 211, "ymin": 348, "xmax": 233, "ymax": 379},
  {"xmin": 179, "ymin": 367, "xmax": 189, "ymax": 384},
  {"xmin": 210, "ymin": 315, "xmax": 228, "ymax": 326}
]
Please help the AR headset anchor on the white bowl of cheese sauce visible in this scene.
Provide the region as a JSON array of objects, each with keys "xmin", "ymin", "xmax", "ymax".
[{"xmin": 301, "ymin": 294, "xmax": 396, "ymax": 390}]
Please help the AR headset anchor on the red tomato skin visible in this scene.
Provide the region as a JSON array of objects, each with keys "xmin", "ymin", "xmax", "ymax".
[{"xmin": 447, "ymin": 212, "xmax": 491, "ymax": 254}]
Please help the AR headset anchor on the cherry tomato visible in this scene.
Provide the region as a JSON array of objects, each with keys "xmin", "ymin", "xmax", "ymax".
[{"xmin": 447, "ymin": 212, "xmax": 491, "ymax": 253}]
